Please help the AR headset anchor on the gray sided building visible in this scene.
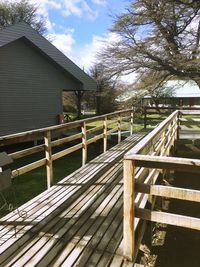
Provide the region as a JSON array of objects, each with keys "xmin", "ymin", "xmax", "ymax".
[{"xmin": 0, "ymin": 22, "xmax": 96, "ymax": 137}]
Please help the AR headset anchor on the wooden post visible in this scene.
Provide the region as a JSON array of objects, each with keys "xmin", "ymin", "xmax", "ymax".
[
  {"xmin": 123, "ymin": 159, "xmax": 135, "ymax": 262},
  {"xmin": 44, "ymin": 130, "xmax": 53, "ymax": 189},
  {"xmin": 144, "ymin": 107, "xmax": 147, "ymax": 129},
  {"xmin": 176, "ymin": 111, "xmax": 181, "ymax": 150},
  {"xmin": 82, "ymin": 121, "xmax": 87, "ymax": 166},
  {"xmin": 103, "ymin": 116, "xmax": 107, "ymax": 153},
  {"xmin": 118, "ymin": 113, "xmax": 121, "ymax": 144},
  {"xmin": 130, "ymin": 110, "xmax": 134, "ymax": 136}
]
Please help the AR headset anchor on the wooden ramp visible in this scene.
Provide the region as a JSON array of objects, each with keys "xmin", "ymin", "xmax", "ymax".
[{"xmin": 0, "ymin": 132, "xmax": 147, "ymax": 267}]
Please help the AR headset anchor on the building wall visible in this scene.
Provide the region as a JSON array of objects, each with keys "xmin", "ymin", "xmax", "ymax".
[{"xmin": 0, "ymin": 38, "xmax": 82, "ymax": 136}]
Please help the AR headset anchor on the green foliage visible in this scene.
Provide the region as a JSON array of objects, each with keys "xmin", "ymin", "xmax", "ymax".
[
  {"xmin": 100, "ymin": 0, "xmax": 200, "ymax": 88},
  {"xmin": 90, "ymin": 63, "xmax": 118, "ymax": 115},
  {"xmin": 0, "ymin": 0, "xmax": 46, "ymax": 35}
]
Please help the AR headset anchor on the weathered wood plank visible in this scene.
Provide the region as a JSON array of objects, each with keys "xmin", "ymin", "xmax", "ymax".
[
  {"xmin": 52, "ymin": 143, "xmax": 83, "ymax": 161},
  {"xmin": 44, "ymin": 130, "xmax": 53, "ymax": 188},
  {"xmin": 103, "ymin": 116, "xmax": 108, "ymax": 153},
  {"xmin": 9, "ymin": 144, "xmax": 45, "ymax": 160},
  {"xmin": 51, "ymin": 132, "xmax": 82, "ymax": 147},
  {"xmin": 86, "ymin": 125, "xmax": 103, "ymax": 135},
  {"xmin": 82, "ymin": 121, "xmax": 87, "ymax": 166},
  {"xmin": 2, "ymin": 162, "xmax": 123, "ymax": 266},
  {"xmin": 136, "ymin": 208, "xmax": 200, "ymax": 231},
  {"xmin": 0, "ymin": 133, "xmax": 147, "ymax": 267},
  {"xmin": 123, "ymin": 159, "xmax": 135, "ymax": 262},
  {"xmin": 86, "ymin": 133, "xmax": 104, "ymax": 145},
  {"xmin": 11, "ymin": 158, "xmax": 46, "ymax": 178},
  {"xmin": 136, "ymin": 184, "xmax": 200, "ymax": 202},
  {"xmin": 125, "ymin": 154, "xmax": 200, "ymax": 173},
  {"xmin": 6, "ymin": 167, "xmax": 123, "ymax": 267}
]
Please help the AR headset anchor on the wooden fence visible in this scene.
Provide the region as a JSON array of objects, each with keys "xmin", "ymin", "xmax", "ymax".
[
  {"xmin": 123, "ymin": 109, "xmax": 200, "ymax": 262},
  {"xmin": 143, "ymin": 106, "xmax": 200, "ymax": 129},
  {"xmin": 0, "ymin": 109, "xmax": 134, "ymax": 189}
]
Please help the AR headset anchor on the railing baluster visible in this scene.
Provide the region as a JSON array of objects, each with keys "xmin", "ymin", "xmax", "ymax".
[
  {"xmin": 144, "ymin": 106, "xmax": 147, "ymax": 129},
  {"xmin": 124, "ymin": 159, "xmax": 135, "ymax": 261},
  {"xmin": 177, "ymin": 111, "xmax": 181, "ymax": 147},
  {"xmin": 130, "ymin": 110, "xmax": 134, "ymax": 136},
  {"xmin": 44, "ymin": 130, "xmax": 53, "ymax": 188},
  {"xmin": 118, "ymin": 113, "xmax": 121, "ymax": 144},
  {"xmin": 82, "ymin": 121, "xmax": 87, "ymax": 166},
  {"xmin": 103, "ymin": 116, "xmax": 107, "ymax": 153}
]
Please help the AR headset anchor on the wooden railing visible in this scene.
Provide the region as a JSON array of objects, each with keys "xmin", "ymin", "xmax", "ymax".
[
  {"xmin": 123, "ymin": 110, "xmax": 179, "ymax": 261},
  {"xmin": 0, "ymin": 109, "xmax": 134, "ymax": 188},
  {"xmin": 143, "ymin": 106, "xmax": 200, "ymax": 129},
  {"xmin": 123, "ymin": 109, "xmax": 200, "ymax": 262}
]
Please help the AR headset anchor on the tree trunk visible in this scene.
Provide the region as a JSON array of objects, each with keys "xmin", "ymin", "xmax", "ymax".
[
  {"xmin": 75, "ymin": 91, "xmax": 84, "ymax": 119},
  {"xmin": 96, "ymin": 90, "xmax": 101, "ymax": 115}
]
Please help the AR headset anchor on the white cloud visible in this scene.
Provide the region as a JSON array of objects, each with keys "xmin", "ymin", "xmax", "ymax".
[
  {"xmin": 82, "ymin": 1, "xmax": 99, "ymax": 20},
  {"xmin": 61, "ymin": 0, "xmax": 99, "ymax": 20},
  {"xmin": 69, "ymin": 32, "xmax": 121, "ymax": 71},
  {"xmin": 7, "ymin": 0, "xmax": 103, "ymax": 29},
  {"xmin": 49, "ymin": 32, "xmax": 75, "ymax": 55},
  {"xmin": 62, "ymin": 0, "xmax": 82, "ymax": 17},
  {"xmin": 67, "ymin": 33, "xmax": 136, "ymax": 84},
  {"xmin": 91, "ymin": 0, "xmax": 107, "ymax": 6}
]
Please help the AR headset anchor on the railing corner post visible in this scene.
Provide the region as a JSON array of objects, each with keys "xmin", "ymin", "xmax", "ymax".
[{"xmin": 123, "ymin": 158, "xmax": 135, "ymax": 262}]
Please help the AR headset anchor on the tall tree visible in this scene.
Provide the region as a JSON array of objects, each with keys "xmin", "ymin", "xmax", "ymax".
[
  {"xmin": 100, "ymin": 0, "xmax": 200, "ymax": 87},
  {"xmin": 0, "ymin": 0, "xmax": 46, "ymax": 35},
  {"xmin": 90, "ymin": 63, "xmax": 118, "ymax": 115}
]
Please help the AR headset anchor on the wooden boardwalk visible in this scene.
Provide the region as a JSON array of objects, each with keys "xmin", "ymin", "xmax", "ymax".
[{"xmin": 0, "ymin": 132, "xmax": 147, "ymax": 267}]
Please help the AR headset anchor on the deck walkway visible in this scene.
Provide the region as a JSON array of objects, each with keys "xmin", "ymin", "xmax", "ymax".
[{"xmin": 0, "ymin": 132, "xmax": 147, "ymax": 267}]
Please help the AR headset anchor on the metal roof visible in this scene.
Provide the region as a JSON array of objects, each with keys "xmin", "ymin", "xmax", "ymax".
[
  {"xmin": 0, "ymin": 22, "xmax": 97, "ymax": 91},
  {"xmin": 164, "ymin": 80, "xmax": 200, "ymax": 98}
]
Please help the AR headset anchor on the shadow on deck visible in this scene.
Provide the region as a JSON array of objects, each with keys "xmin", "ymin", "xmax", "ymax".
[{"xmin": 0, "ymin": 132, "xmax": 148, "ymax": 267}]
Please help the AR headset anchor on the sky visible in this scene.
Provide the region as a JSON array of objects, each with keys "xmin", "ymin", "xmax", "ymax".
[{"xmin": 12, "ymin": 0, "xmax": 130, "ymax": 72}]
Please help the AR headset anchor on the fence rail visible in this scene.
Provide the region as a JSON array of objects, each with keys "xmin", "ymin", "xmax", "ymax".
[
  {"xmin": 123, "ymin": 109, "xmax": 200, "ymax": 262},
  {"xmin": 143, "ymin": 106, "xmax": 200, "ymax": 129},
  {"xmin": 0, "ymin": 109, "xmax": 135, "ymax": 188}
]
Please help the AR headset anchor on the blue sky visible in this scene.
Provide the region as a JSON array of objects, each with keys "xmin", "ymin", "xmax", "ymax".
[{"xmin": 14, "ymin": 0, "xmax": 129, "ymax": 71}]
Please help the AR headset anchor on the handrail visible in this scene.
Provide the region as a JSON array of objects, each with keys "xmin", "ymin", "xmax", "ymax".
[
  {"xmin": 0, "ymin": 108, "xmax": 135, "ymax": 189},
  {"xmin": 123, "ymin": 110, "xmax": 180, "ymax": 261},
  {"xmin": 123, "ymin": 109, "xmax": 200, "ymax": 262},
  {"xmin": 0, "ymin": 108, "xmax": 133, "ymax": 145},
  {"xmin": 143, "ymin": 106, "xmax": 200, "ymax": 128}
]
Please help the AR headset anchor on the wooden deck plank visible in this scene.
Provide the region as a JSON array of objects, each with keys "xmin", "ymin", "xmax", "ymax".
[
  {"xmin": 0, "ymin": 132, "xmax": 147, "ymax": 267},
  {"xmin": 3, "ymin": 165, "xmax": 123, "ymax": 266},
  {"xmin": 87, "ymin": 208, "xmax": 123, "ymax": 265},
  {"xmin": 72, "ymin": 196, "xmax": 123, "ymax": 266},
  {"xmin": 109, "ymin": 254, "xmax": 124, "ymax": 267},
  {"xmin": 48, "ymin": 177, "xmax": 123, "ymax": 266},
  {"xmin": 0, "ymin": 145, "xmax": 127, "ymax": 244},
  {"xmin": 2, "ymin": 164, "xmax": 122, "ymax": 266}
]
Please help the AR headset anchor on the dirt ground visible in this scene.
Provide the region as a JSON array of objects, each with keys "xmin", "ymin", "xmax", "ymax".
[{"xmin": 137, "ymin": 144, "xmax": 200, "ymax": 267}]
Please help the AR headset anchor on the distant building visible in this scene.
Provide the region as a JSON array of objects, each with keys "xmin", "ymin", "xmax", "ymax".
[
  {"xmin": 142, "ymin": 80, "xmax": 200, "ymax": 107},
  {"xmin": 0, "ymin": 22, "xmax": 96, "ymax": 136}
]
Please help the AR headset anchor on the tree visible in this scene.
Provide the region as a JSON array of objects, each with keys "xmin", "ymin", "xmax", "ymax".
[
  {"xmin": 0, "ymin": 0, "xmax": 46, "ymax": 35},
  {"xmin": 90, "ymin": 63, "xmax": 119, "ymax": 115},
  {"xmin": 100, "ymin": 0, "xmax": 200, "ymax": 88}
]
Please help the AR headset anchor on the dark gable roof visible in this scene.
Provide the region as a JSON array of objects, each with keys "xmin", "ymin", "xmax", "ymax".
[{"xmin": 0, "ymin": 22, "xmax": 97, "ymax": 91}]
